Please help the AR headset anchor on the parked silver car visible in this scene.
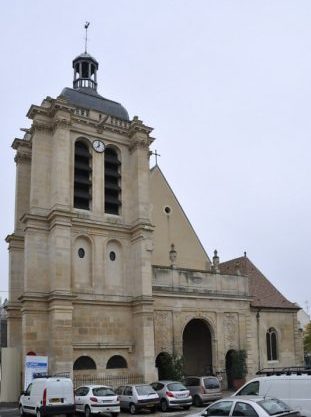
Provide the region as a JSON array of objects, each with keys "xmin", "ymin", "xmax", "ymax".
[
  {"xmin": 183, "ymin": 376, "xmax": 222, "ymax": 406},
  {"xmin": 150, "ymin": 380, "xmax": 192, "ymax": 411},
  {"xmin": 115, "ymin": 384, "xmax": 159, "ymax": 414}
]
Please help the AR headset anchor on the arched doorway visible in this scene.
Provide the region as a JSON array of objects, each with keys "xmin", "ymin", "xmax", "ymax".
[
  {"xmin": 183, "ymin": 319, "xmax": 213, "ymax": 376},
  {"xmin": 155, "ymin": 352, "xmax": 171, "ymax": 379},
  {"xmin": 225, "ymin": 349, "xmax": 236, "ymax": 389}
]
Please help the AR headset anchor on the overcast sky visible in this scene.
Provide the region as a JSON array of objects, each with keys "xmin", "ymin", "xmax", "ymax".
[{"xmin": 1, "ymin": 0, "xmax": 310, "ymax": 313}]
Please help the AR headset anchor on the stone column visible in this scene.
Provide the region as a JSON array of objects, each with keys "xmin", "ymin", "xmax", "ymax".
[
  {"xmin": 13, "ymin": 141, "xmax": 31, "ymax": 232},
  {"xmin": 50, "ymin": 112, "xmax": 72, "ymax": 210},
  {"xmin": 48, "ymin": 297, "xmax": 74, "ymax": 376},
  {"xmin": 132, "ymin": 298, "xmax": 157, "ymax": 382},
  {"xmin": 127, "ymin": 117, "xmax": 156, "ymax": 381}
]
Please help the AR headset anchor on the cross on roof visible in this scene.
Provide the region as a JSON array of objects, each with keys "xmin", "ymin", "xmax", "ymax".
[{"xmin": 152, "ymin": 149, "xmax": 161, "ymax": 165}]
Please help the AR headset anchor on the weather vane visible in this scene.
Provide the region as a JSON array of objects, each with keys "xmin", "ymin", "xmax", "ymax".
[{"xmin": 84, "ymin": 21, "xmax": 90, "ymax": 53}]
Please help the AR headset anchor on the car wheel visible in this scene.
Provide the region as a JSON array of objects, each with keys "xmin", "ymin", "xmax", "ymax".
[
  {"xmin": 160, "ymin": 400, "xmax": 168, "ymax": 412},
  {"xmin": 19, "ymin": 405, "xmax": 25, "ymax": 417},
  {"xmin": 85, "ymin": 405, "xmax": 91, "ymax": 417},
  {"xmin": 194, "ymin": 396, "xmax": 202, "ymax": 407},
  {"xmin": 36, "ymin": 409, "xmax": 41, "ymax": 417},
  {"xmin": 129, "ymin": 403, "xmax": 136, "ymax": 415},
  {"xmin": 183, "ymin": 406, "xmax": 190, "ymax": 410}
]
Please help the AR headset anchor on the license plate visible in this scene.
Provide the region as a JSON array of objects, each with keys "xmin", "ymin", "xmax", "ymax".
[{"xmin": 50, "ymin": 398, "xmax": 61, "ymax": 403}]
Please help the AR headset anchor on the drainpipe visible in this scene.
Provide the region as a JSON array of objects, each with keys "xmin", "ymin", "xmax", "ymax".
[{"xmin": 256, "ymin": 310, "xmax": 261, "ymax": 370}]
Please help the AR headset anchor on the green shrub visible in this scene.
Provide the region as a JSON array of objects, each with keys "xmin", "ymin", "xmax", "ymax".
[
  {"xmin": 157, "ymin": 353, "xmax": 184, "ymax": 380},
  {"xmin": 231, "ymin": 350, "xmax": 247, "ymax": 379}
]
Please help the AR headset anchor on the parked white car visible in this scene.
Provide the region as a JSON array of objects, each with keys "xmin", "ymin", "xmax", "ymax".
[
  {"xmin": 233, "ymin": 374, "xmax": 311, "ymax": 417},
  {"xmin": 186, "ymin": 396, "xmax": 300, "ymax": 417},
  {"xmin": 74, "ymin": 385, "xmax": 120, "ymax": 417},
  {"xmin": 19, "ymin": 376, "xmax": 75, "ymax": 417}
]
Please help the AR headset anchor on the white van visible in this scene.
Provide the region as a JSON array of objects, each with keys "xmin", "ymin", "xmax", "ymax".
[
  {"xmin": 233, "ymin": 375, "xmax": 311, "ymax": 417},
  {"xmin": 19, "ymin": 376, "xmax": 75, "ymax": 417}
]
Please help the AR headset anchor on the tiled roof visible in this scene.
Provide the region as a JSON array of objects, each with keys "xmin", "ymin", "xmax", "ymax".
[
  {"xmin": 219, "ymin": 256, "xmax": 298, "ymax": 310},
  {"xmin": 60, "ymin": 87, "xmax": 129, "ymax": 121}
]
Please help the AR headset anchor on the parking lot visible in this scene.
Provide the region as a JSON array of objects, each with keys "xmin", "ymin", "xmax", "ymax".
[{"xmin": 0, "ymin": 406, "xmax": 206, "ymax": 417}]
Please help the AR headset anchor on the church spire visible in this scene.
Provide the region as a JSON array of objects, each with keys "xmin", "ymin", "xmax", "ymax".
[{"xmin": 72, "ymin": 22, "xmax": 99, "ymax": 91}]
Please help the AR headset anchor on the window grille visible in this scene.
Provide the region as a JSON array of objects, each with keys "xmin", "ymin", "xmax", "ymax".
[
  {"xmin": 105, "ymin": 148, "xmax": 121, "ymax": 215},
  {"xmin": 74, "ymin": 141, "xmax": 92, "ymax": 210}
]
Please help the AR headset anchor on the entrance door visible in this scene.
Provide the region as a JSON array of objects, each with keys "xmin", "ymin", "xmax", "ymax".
[
  {"xmin": 225, "ymin": 350, "xmax": 236, "ymax": 389},
  {"xmin": 183, "ymin": 319, "xmax": 213, "ymax": 376}
]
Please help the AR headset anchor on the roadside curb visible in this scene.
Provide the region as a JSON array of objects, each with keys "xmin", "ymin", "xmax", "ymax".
[{"xmin": 0, "ymin": 403, "xmax": 18, "ymax": 407}]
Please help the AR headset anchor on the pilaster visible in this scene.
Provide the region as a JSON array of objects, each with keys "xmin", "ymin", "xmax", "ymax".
[
  {"xmin": 48, "ymin": 296, "xmax": 74, "ymax": 376},
  {"xmin": 132, "ymin": 297, "xmax": 157, "ymax": 382},
  {"xmin": 51, "ymin": 111, "xmax": 72, "ymax": 210}
]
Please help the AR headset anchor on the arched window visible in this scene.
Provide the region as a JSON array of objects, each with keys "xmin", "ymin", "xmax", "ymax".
[
  {"xmin": 105, "ymin": 147, "xmax": 121, "ymax": 215},
  {"xmin": 106, "ymin": 355, "xmax": 127, "ymax": 369},
  {"xmin": 73, "ymin": 356, "xmax": 96, "ymax": 370},
  {"xmin": 266, "ymin": 327, "xmax": 278, "ymax": 361},
  {"xmin": 74, "ymin": 141, "xmax": 92, "ymax": 210}
]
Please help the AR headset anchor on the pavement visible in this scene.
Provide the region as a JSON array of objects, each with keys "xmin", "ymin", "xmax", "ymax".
[{"xmin": 0, "ymin": 391, "xmax": 234, "ymax": 417}]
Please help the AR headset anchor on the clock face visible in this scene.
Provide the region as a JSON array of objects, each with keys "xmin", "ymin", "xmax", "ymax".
[{"xmin": 92, "ymin": 139, "xmax": 105, "ymax": 153}]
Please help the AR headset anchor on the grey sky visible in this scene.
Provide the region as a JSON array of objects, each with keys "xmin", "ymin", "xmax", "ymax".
[{"xmin": 1, "ymin": 0, "xmax": 310, "ymax": 311}]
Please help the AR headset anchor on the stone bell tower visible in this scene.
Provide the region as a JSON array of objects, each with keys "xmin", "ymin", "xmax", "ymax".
[{"xmin": 6, "ymin": 46, "xmax": 157, "ymax": 381}]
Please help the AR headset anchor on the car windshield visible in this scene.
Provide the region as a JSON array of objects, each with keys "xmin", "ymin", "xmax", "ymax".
[
  {"xmin": 167, "ymin": 383, "xmax": 187, "ymax": 391},
  {"xmin": 258, "ymin": 398, "xmax": 291, "ymax": 415},
  {"xmin": 92, "ymin": 387, "xmax": 115, "ymax": 396},
  {"xmin": 203, "ymin": 378, "xmax": 220, "ymax": 389},
  {"xmin": 136, "ymin": 385, "xmax": 155, "ymax": 395}
]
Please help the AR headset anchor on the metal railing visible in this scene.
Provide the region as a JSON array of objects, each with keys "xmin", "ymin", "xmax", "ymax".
[
  {"xmin": 73, "ymin": 374, "xmax": 144, "ymax": 389},
  {"xmin": 256, "ymin": 366, "xmax": 311, "ymax": 376}
]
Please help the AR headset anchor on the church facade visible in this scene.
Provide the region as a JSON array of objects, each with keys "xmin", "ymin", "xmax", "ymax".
[{"xmin": 6, "ymin": 51, "xmax": 303, "ymax": 388}]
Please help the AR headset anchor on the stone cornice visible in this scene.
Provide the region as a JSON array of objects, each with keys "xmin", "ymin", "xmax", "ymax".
[
  {"xmin": 27, "ymin": 104, "xmax": 49, "ymax": 119},
  {"xmin": 152, "ymin": 287, "xmax": 251, "ymax": 301},
  {"xmin": 19, "ymin": 208, "xmax": 143, "ymax": 235},
  {"xmin": 130, "ymin": 221, "xmax": 154, "ymax": 243},
  {"xmin": 15, "ymin": 151, "xmax": 32, "ymax": 164},
  {"xmin": 19, "ymin": 290, "xmax": 76, "ymax": 306},
  {"xmin": 12, "ymin": 138, "xmax": 32, "ymax": 150},
  {"xmin": 21, "ymin": 213, "xmax": 50, "ymax": 232},
  {"xmin": 49, "ymin": 97, "xmax": 75, "ymax": 115},
  {"xmin": 5, "ymin": 233, "xmax": 25, "ymax": 249},
  {"xmin": 97, "ymin": 114, "xmax": 131, "ymax": 135},
  {"xmin": 131, "ymin": 295, "xmax": 154, "ymax": 306},
  {"xmin": 47, "ymin": 209, "xmax": 73, "ymax": 230},
  {"xmin": 72, "ymin": 342, "xmax": 133, "ymax": 353},
  {"xmin": 31, "ymin": 119, "xmax": 54, "ymax": 133},
  {"xmin": 129, "ymin": 116, "xmax": 153, "ymax": 137},
  {"xmin": 52, "ymin": 118, "xmax": 72, "ymax": 131}
]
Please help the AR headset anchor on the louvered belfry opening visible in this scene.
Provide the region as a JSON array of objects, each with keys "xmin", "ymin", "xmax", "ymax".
[
  {"xmin": 105, "ymin": 147, "xmax": 121, "ymax": 215},
  {"xmin": 74, "ymin": 141, "xmax": 92, "ymax": 210}
]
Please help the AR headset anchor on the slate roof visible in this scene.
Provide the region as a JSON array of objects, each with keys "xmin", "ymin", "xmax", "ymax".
[
  {"xmin": 219, "ymin": 256, "xmax": 298, "ymax": 310},
  {"xmin": 59, "ymin": 87, "xmax": 129, "ymax": 121}
]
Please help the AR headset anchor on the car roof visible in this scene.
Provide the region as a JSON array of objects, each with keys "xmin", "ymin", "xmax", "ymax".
[
  {"xmin": 77, "ymin": 385, "xmax": 113, "ymax": 389},
  {"xmin": 219, "ymin": 396, "xmax": 273, "ymax": 403},
  {"xmin": 156, "ymin": 380, "xmax": 181, "ymax": 383}
]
